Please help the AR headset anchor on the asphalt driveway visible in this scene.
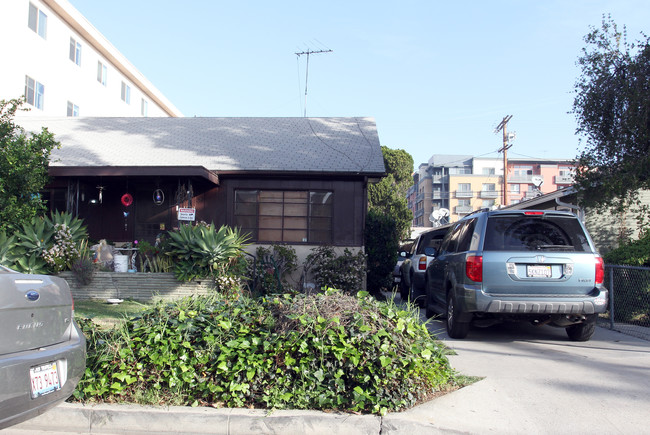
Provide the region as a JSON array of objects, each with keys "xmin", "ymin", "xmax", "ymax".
[{"xmin": 390, "ymin": 315, "xmax": 650, "ymax": 434}]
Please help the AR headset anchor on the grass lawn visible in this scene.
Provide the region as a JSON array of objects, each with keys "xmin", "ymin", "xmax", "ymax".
[{"xmin": 75, "ymin": 299, "xmax": 152, "ymax": 329}]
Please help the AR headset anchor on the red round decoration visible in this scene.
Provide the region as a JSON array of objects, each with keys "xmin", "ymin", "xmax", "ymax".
[{"xmin": 121, "ymin": 193, "xmax": 133, "ymax": 207}]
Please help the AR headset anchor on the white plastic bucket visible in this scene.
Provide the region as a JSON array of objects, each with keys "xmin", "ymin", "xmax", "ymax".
[{"xmin": 114, "ymin": 255, "xmax": 129, "ymax": 272}]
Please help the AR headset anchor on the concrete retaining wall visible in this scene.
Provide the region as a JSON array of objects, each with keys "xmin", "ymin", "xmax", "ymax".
[{"xmin": 58, "ymin": 271, "xmax": 214, "ymax": 302}]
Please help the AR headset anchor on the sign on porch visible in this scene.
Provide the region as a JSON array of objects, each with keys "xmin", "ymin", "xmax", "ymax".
[{"xmin": 177, "ymin": 207, "xmax": 196, "ymax": 221}]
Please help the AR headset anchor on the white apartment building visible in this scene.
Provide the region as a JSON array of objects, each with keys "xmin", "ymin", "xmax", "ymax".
[{"xmin": 0, "ymin": 0, "xmax": 182, "ymax": 118}]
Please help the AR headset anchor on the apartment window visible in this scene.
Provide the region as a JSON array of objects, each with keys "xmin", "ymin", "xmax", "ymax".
[
  {"xmin": 69, "ymin": 37, "xmax": 82, "ymax": 65},
  {"xmin": 24, "ymin": 76, "xmax": 44, "ymax": 110},
  {"xmin": 66, "ymin": 101, "xmax": 79, "ymax": 117},
  {"xmin": 234, "ymin": 190, "xmax": 332, "ymax": 243},
  {"xmin": 141, "ymin": 99, "xmax": 148, "ymax": 116},
  {"xmin": 458, "ymin": 199, "xmax": 471, "ymax": 207},
  {"xmin": 121, "ymin": 82, "xmax": 131, "ymax": 104},
  {"xmin": 559, "ymin": 166, "xmax": 573, "ymax": 176},
  {"xmin": 482, "ymin": 199, "xmax": 495, "ymax": 208},
  {"xmin": 510, "ymin": 184, "xmax": 520, "ymax": 193},
  {"xmin": 28, "ymin": 3, "xmax": 47, "ymax": 39},
  {"xmin": 482, "ymin": 167, "xmax": 495, "ymax": 175},
  {"xmin": 97, "ymin": 61, "xmax": 107, "ymax": 86},
  {"xmin": 482, "ymin": 183, "xmax": 496, "ymax": 192}
]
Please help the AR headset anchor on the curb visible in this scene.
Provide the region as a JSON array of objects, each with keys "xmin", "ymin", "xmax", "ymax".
[{"xmin": 14, "ymin": 403, "xmax": 395, "ymax": 435}]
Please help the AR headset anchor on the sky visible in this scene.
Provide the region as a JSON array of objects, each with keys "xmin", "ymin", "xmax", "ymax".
[{"xmin": 68, "ymin": 0, "xmax": 650, "ymax": 170}]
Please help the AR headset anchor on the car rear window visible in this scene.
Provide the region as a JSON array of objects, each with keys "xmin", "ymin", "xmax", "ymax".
[{"xmin": 484, "ymin": 214, "xmax": 591, "ymax": 252}]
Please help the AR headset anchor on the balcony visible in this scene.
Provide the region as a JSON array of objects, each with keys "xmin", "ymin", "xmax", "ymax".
[
  {"xmin": 455, "ymin": 205, "xmax": 473, "ymax": 214},
  {"xmin": 554, "ymin": 174, "xmax": 574, "ymax": 184},
  {"xmin": 432, "ymin": 191, "xmax": 443, "ymax": 200},
  {"xmin": 455, "ymin": 190, "xmax": 473, "ymax": 198},
  {"xmin": 414, "ymin": 208, "xmax": 424, "ymax": 218},
  {"xmin": 416, "ymin": 192, "xmax": 425, "ymax": 202},
  {"xmin": 508, "ymin": 174, "xmax": 543, "ymax": 183},
  {"xmin": 480, "ymin": 190, "xmax": 499, "ymax": 199}
]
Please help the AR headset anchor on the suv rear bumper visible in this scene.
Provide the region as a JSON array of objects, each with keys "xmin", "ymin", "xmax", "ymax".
[{"xmin": 462, "ymin": 288, "xmax": 609, "ymax": 315}]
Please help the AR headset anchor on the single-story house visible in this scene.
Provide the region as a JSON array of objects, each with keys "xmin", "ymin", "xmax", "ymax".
[{"xmin": 16, "ymin": 117, "xmax": 386, "ymax": 263}]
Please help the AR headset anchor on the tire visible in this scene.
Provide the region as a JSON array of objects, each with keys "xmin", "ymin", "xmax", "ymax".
[
  {"xmin": 425, "ymin": 292, "xmax": 435, "ymax": 318},
  {"xmin": 410, "ymin": 281, "xmax": 425, "ymax": 308},
  {"xmin": 399, "ymin": 276, "xmax": 409, "ymax": 301},
  {"xmin": 566, "ymin": 316, "xmax": 597, "ymax": 341},
  {"xmin": 446, "ymin": 291, "xmax": 470, "ymax": 339}
]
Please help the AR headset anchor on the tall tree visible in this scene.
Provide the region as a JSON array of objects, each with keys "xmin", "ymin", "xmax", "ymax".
[
  {"xmin": 0, "ymin": 99, "xmax": 60, "ymax": 232},
  {"xmin": 365, "ymin": 146, "xmax": 414, "ymax": 295},
  {"xmin": 572, "ymin": 16, "xmax": 650, "ymax": 225},
  {"xmin": 367, "ymin": 146, "xmax": 414, "ymax": 240}
]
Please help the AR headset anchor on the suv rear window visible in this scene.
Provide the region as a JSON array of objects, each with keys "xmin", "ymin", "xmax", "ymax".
[{"xmin": 484, "ymin": 214, "xmax": 591, "ymax": 252}]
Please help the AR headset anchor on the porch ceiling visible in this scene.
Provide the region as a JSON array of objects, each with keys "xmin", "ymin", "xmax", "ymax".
[{"xmin": 48, "ymin": 166, "xmax": 219, "ymax": 186}]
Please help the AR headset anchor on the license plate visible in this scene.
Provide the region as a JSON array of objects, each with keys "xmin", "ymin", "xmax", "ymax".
[
  {"xmin": 527, "ymin": 265, "xmax": 552, "ymax": 278},
  {"xmin": 29, "ymin": 362, "xmax": 61, "ymax": 399}
]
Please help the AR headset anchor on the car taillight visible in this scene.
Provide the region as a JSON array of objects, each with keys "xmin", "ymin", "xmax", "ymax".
[
  {"xmin": 595, "ymin": 256, "xmax": 604, "ymax": 284},
  {"xmin": 418, "ymin": 256, "xmax": 427, "ymax": 271},
  {"xmin": 524, "ymin": 211, "xmax": 544, "ymax": 215},
  {"xmin": 466, "ymin": 255, "xmax": 483, "ymax": 282}
]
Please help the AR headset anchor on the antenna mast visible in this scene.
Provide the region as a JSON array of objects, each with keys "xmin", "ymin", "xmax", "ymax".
[{"xmin": 295, "ymin": 49, "xmax": 332, "ymax": 117}]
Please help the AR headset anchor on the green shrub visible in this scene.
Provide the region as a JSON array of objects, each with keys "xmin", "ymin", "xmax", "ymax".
[
  {"xmin": 365, "ymin": 209, "xmax": 400, "ymax": 294},
  {"xmin": 72, "ymin": 291, "xmax": 459, "ymax": 415},
  {"xmin": 164, "ymin": 223, "xmax": 249, "ymax": 282},
  {"xmin": 604, "ymin": 232, "xmax": 650, "ymax": 266},
  {"xmin": 5, "ymin": 211, "xmax": 87, "ymax": 274},
  {"xmin": 306, "ymin": 246, "xmax": 366, "ymax": 295},
  {"xmin": 250, "ymin": 244, "xmax": 298, "ymax": 295}
]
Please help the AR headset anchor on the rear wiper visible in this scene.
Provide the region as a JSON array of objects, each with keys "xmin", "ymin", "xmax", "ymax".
[{"xmin": 536, "ymin": 244, "xmax": 573, "ymax": 250}]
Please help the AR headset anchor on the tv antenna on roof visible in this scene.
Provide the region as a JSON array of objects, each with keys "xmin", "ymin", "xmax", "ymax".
[{"xmin": 295, "ymin": 48, "xmax": 333, "ymax": 117}]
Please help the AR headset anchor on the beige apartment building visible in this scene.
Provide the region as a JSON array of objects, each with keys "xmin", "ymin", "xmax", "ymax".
[{"xmin": 408, "ymin": 154, "xmax": 575, "ymax": 227}]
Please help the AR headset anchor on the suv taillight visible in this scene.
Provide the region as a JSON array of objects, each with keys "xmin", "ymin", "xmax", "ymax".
[
  {"xmin": 595, "ymin": 256, "xmax": 604, "ymax": 284},
  {"xmin": 418, "ymin": 256, "xmax": 427, "ymax": 271},
  {"xmin": 466, "ymin": 255, "xmax": 483, "ymax": 282}
]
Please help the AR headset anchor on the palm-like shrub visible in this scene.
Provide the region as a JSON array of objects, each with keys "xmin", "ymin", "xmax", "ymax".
[{"xmin": 165, "ymin": 223, "xmax": 249, "ymax": 282}]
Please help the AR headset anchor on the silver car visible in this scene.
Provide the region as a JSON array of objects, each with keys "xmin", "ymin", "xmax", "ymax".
[{"xmin": 0, "ymin": 266, "xmax": 86, "ymax": 429}]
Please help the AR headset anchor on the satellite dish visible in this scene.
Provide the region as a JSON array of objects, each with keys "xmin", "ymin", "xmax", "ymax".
[
  {"xmin": 439, "ymin": 208, "xmax": 450, "ymax": 217},
  {"xmin": 429, "ymin": 208, "xmax": 450, "ymax": 227},
  {"xmin": 531, "ymin": 176, "xmax": 543, "ymax": 188}
]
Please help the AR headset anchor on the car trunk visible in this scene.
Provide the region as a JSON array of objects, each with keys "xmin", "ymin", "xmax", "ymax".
[
  {"xmin": 481, "ymin": 251, "xmax": 600, "ymax": 296},
  {"xmin": 0, "ymin": 273, "xmax": 72, "ymax": 356}
]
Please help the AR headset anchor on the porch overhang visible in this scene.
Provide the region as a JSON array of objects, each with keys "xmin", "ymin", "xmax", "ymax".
[{"xmin": 48, "ymin": 166, "xmax": 220, "ymax": 186}]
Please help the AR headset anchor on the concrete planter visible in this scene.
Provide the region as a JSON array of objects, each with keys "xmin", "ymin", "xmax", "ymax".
[{"xmin": 57, "ymin": 271, "xmax": 214, "ymax": 302}]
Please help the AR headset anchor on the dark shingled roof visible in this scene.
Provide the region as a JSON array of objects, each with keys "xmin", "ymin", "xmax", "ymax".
[{"xmin": 16, "ymin": 116, "xmax": 385, "ymax": 176}]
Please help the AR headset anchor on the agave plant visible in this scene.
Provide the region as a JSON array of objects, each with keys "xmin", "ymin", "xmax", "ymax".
[
  {"xmin": 165, "ymin": 223, "xmax": 249, "ymax": 281},
  {"xmin": 0, "ymin": 230, "xmax": 18, "ymax": 268}
]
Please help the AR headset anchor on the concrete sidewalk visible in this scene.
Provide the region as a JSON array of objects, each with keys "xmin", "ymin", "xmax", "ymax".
[{"xmin": 7, "ymin": 323, "xmax": 650, "ymax": 434}]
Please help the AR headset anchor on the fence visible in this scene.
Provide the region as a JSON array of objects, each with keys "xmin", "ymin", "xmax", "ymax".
[{"xmin": 599, "ymin": 265, "xmax": 650, "ymax": 341}]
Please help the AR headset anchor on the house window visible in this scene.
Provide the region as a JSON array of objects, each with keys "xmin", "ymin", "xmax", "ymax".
[
  {"xmin": 69, "ymin": 37, "xmax": 81, "ymax": 65},
  {"xmin": 97, "ymin": 61, "xmax": 107, "ymax": 86},
  {"xmin": 25, "ymin": 75, "xmax": 44, "ymax": 110},
  {"xmin": 28, "ymin": 3, "xmax": 47, "ymax": 39},
  {"xmin": 234, "ymin": 190, "xmax": 332, "ymax": 243},
  {"xmin": 121, "ymin": 82, "xmax": 131, "ymax": 104},
  {"xmin": 66, "ymin": 101, "xmax": 79, "ymax": 117},
  {"xmin": 141, "ymin": 99, "xmax": 148, "ymax": 116}
]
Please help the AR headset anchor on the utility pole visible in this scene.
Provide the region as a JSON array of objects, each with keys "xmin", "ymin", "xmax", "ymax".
[
  {"xmin": 295, "ymin": 49, "xmax": 332, "ymax": 117},
  {"xmin": 495, "ymin": 115, "xmax": 513, "ymax": 206}
]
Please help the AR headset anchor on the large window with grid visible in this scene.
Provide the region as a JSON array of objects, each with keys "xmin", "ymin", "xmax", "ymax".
[{"xmin": 234, "ymin": 190, "xmax": 332, "ymax": 243}]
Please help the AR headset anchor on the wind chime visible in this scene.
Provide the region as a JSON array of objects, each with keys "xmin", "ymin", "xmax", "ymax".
[{"xmin": 121, "ymin": 186, "xmax": 133, "ymax": 232}]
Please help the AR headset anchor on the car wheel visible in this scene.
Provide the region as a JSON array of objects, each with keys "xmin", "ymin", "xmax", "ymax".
[
  {"xmin": 399, "ymin": 276, "xmax": 409, "ymax": 301},
  {"xmin": 410, "ymin": 281, "xmax": 425, "ymax": 308},
  {"xmin": 425, "ymin": 291, "xmax": 435, "ymax": 318},
  {"xmin": 565, "ymin": 315, "xmax": 597, "ymax": 341},
  {"xmin": 446, "ymin": 291, "xmax": 470, "ymax": 339}
]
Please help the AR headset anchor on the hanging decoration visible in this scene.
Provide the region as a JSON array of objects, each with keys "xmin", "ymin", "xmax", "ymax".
[
  {"xmin": 121, "ymin": 193, "xmax": 133, "ymax": 207},
  {"xmin": 123, "ymin": 211, "xmax": 130, "ymax": 231},
  {"xmin": 153, "ymin": 189, "xmax": 165, "ymax": 205}
]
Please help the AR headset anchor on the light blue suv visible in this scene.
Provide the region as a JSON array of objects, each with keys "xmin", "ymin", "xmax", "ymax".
[{"xmin": 424, "ymin": 210, "xmax": 608, "ymax": 341}]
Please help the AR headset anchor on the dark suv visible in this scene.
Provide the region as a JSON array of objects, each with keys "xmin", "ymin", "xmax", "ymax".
[{"xmin": 424, "ymin": 210, "xmax": 608, "ymax": 341}]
